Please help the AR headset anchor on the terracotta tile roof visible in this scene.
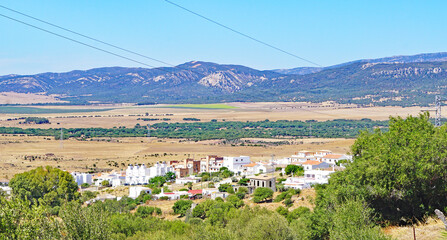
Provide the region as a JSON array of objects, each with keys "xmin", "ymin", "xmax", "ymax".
[
  {"xmin": 323, "ymin": 154, "xmax": 343, "ymax": 159},
  {"xmin": 188, "ymin": 189, "xmax": 202, "ymax": 195},
  {"xmin": 243, "ymin": 162, "xmax": 258, "ymax": 167},
  {"xmin": 302, "ymin": 160, "xmax": 323, "ymax": 165}
]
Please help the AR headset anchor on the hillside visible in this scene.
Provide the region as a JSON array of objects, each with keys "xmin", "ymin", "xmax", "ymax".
[
  {"xmin": 1, "ymin": 53, "xmax": 447, "ymax": 106},
  {"xmin": 273, "ymin": 52, "xmax": 447, "ymax": 75}
]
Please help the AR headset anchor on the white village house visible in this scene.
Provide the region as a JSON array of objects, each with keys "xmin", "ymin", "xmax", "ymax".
[
  {"xmin": 71, "ymin": 172, "xmax": 93, "ymax": 185},
  {"xmin": 223, "ymin": 156, "xmax": 251, "ymax": 174},
  {"xmin": 125, "ymin": 162, "xmax": 173, "ymax": 185}
]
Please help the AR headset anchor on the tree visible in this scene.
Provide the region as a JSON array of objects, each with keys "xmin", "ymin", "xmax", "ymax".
[
  {"xmin": 149, "ymin": 176, "xmax": 166, "ymax": 187},
  {"xmin": 226, "ymin": 195, "xmax": 244, "ymax": 209},
  {"xmin": 238, "ymin": 177, "xmax": 249, "ymax": 186},
  {"xmin": 0, "ymin": 196, "xmax": 60, "ymax": 239},
  {"xmin": 316, "ymin": 113, "xmax": 447, "ymax": 225},
  {"xmin": 9, "ymin": 166, "xmax": 78, "ymax": 207},
  {"xmin": 285, "ymin": 165, "xmax": 304, "ymax": 176},
  {"xmin": 328, "ymin": 199, "xmax": 389, "ymax": 240},
  {"xmin": 165, "ymin": 171, "xmax": 176, "ymax": 181},
  {"xmin": 218, "ymin": 183, "xmax": 234, "ymax": 193},
  {"xmin": 59, "ymin": 201, "xmax": 111, "ymax": 239},
  {"xmin": 172, "ymin": 200, "xmax": 193, "ymax": 216},
  {"xmin": 253, "ymin": 187, "xmax": 274, "ymax": 203},
  {"xmin": 187, "ymin": 182, "xmax": 193, "ymax": 190},
  {"xmin": 135, "ymin": 206, "xmax": 155, "ymax": 218},
  {"xmin": 101, "ymin": 180, "xmax": 110, "ymax": 187}
]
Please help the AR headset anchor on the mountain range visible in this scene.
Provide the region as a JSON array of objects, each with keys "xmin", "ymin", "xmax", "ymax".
[{"xmin": 2, "ymin": 52, "xmax": 447, "ymax": 106}]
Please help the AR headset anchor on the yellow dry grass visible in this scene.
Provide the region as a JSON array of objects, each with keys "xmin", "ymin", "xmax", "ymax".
[
  {"xmin": 383, "ymin": 217, "xmax": 446, "ymax": 240},
  {"xmin": 0, "ymin": 102, "xmax": 426, "ymax": 129},
  {"xmin": 0, "ymin": 135, "xmax": 354, "ymax": 179},
  {"xmin": 0, "ymin": 92, "xmax": 66, "ymax": 104}
]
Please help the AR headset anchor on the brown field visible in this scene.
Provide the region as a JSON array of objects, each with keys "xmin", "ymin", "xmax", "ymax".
[
  {"xmin": 0, "ymin": 102, "xmax": 426, "ymax": 129},
  {"xmin": 0, "ymin": 102, "xmax": 426, "ymax": 179},
  {"xmin": 0, "ymin": 92, "xmax": 66, "ymax": 104},
  {"xmin": 0, "ymin": 135, "xmax": 354, "ymax": 179}
]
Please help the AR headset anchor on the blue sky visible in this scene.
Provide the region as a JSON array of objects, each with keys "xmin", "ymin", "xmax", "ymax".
[{"xmin": 0, "ymin": 0, "xmax": 446, "ymax": 75}]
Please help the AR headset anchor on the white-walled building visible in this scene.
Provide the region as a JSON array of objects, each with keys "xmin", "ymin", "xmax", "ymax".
[
  {"xmin": 223, "ymin": 156, "xmax": 251, "ymax": 174},
  {"xmin": 175, "ymin": 176, "xmax": 201, "ymax": 185},
  {"xmin": 299, "ymin": 160, "xmax": 331, "ymax": 171},
  {"xmin": 283, "ymin": 169, "xmax": 336, "ymax": 189},
  {"xmin": 283, "ymin": 177, "xmax": 311, "ymax": 190},
  {"xmin": 71, "ymin": 172, "xmax": 93, "ymax": 185},
  {"xmin": 126, "ymin": 162, "xmax": 173, "ymax": 185},
  {"xmin": 129, "ymin": 186, "xmax": 152, "ymax": 199},
  {"xmin": 303, "ymin": 169, "xmax": 335, "ymax": 184},
  {"xmin": 242, "ymin": 162, "xmax": 275, "ymax": 175},
  {"xmin": 321, "ymin": 154, "xmax": 352, "ymax": 165}
]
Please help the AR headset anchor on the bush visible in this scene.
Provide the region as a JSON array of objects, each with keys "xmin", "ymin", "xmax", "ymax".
[
  {"xmin": 80, "ymin": 183, "xmax": 90, "ymax": 188},
  {"xmin": 155, "ymin": 207, "xmax": 162, "ymax": 215},
  {"xmin": 218, "ymin": 183, "xmax": 234, "ymax": 193},
  {"xmin": 276, "ymin": 206, "xmax": 289, "ymax": 217},
  {"xmin": 135, "ymin": 206, "xmax": 154, "ymax": 218},
  {"xmin": 283, "ymin": 198, "xmax": 293, "ymax": 207},
  {"xmin": 253, "ymin": 187, "xmax": 274, "ymax": 203},
  {"xmin": 172, "ymin": 200, "xmax": 193, "ymax": 216}
]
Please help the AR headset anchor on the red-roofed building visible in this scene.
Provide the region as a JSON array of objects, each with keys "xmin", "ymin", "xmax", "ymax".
[
  {"xmin": 300, "ymin": 160, "xmax": 331, "ymax": 171},
  {"xmin": 188, "ymin": 189, "xmax": 202, "ymax": 195}
]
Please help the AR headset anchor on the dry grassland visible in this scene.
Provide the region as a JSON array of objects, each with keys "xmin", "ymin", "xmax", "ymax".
[
  {"xmin": 0, "ymin": 102, "xmax": 425, "ymax": 129},
  {"xmin": 383, "ymin": 217, "xmax": 446, "ymax": 240},
  {"xmin": 0, "ymin": 92, "xmax": 66, "ymax": 104},
  {"xmin": 0, "ymin": 135, "xmax": 354, "ymax": 179}
]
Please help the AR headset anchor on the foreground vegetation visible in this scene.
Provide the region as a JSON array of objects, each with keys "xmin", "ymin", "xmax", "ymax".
[
  {"xmin": 0, "ymin": 118, "xmax": 388, "ymax": 140},
  {"xmin": 1, "ymin": 113, "xmax": 446, "ymax": 239}
]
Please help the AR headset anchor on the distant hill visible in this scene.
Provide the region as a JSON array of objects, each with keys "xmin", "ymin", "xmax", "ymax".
[
  {"xmin": 2, "ymin": 53, "xmax": 447, "ymax": 106},
  {"xmin": 273, "ymin": 52, "xmax": 447, "ymax": 75}
]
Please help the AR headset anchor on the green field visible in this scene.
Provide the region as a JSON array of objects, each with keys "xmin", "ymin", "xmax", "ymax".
[
  {"xmin": 0, "ymin": 106, "xmax": 114, "ymax": 114},
  {"xmin": 162, "ymin": 104, "xmax": 237, "ymax": 109}
]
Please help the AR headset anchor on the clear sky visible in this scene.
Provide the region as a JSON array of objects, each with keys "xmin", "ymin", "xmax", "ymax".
[{"xmin": 1, "ymin": 0, "xmax": 446, "ymax": 75}]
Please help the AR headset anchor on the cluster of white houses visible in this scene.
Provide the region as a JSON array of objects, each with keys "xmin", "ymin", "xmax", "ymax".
[{"xmin": 69, "ymin": 150, "xmax": 351, "ymax": 194}]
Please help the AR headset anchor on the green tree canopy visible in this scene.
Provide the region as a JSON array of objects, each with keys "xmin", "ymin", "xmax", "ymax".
[
  {"xmin": 317, "ymin": 113, "xmax": 447, "ymax": 225},
  {"xmin": 253, "ymin": 187, "xmax": 274, "ymax": 203},
  {"xmin": 285, "ymin": 165, "xmax": 304, "ymax": 176},
  {"xmin": 9, "ymin": 166, "xmax": 78, "ymax": 207}
]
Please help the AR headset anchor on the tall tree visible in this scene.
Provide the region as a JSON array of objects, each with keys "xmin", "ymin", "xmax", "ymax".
[
  {"xmin": 9, "ymin": 166, "xmax": 79, "ymax": 207},
  {"xmin": 316, "ymin": 113, "xmax": 447, "ymax": 225}
]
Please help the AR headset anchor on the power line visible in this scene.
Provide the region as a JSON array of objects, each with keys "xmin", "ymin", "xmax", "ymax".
[
  {"xmin": 0, "ymin": 13, "xmax": 164, "ymax": 70},
  {"xmin": 0, "ymin": 4, "xmax": 178, "ymax": 68},
  {"xmin": 164, "ymin": 0, "xmax": 322, "ymax": 67},
  {"xmin": 0, "ymin": 5, "xmax": 212, "ymax": 77}
]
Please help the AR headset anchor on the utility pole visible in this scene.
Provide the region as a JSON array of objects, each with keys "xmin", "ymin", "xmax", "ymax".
[
  {"xmin": 436, "ymin": 95, "xmax": 442, "ymax": 127},
  {"xmin": 309, "ymin": 122, "xmax": 312, "ymax": 137},
  {"xmin": 422, "ymin": 95, "xmax": 445, "ymax": 127},
  {"xmin": 60, "ymin": 128, "xmax": 63, "ymax": 149}
]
